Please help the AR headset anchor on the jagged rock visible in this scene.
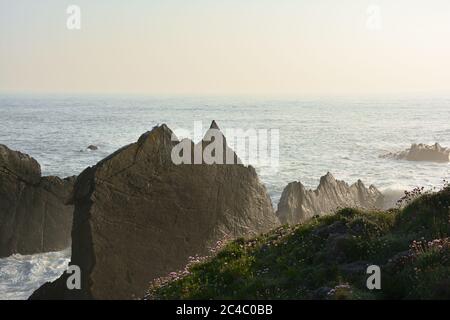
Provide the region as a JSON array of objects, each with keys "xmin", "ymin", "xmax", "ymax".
[
  {"xmin": 87, "ymin": 145, "xmax": 98, "ymax": 151},
  {"xmin": 30, "ymin": 121, "xmax": 278, "ymax": 300},
  {"xmin": 276, "ymin": 173, "xmax": 383, "ymax": 225},
  {"xmin": 0, "ymin": 144, "xmax": 75, "ymax": 258},
  {"xmin": 382, "ymin": 143, "xmax": 450, "ymax": 163}
]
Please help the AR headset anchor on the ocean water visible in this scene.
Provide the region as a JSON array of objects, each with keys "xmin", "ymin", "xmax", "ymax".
[
  {"xmin": 0, "ymin": 249, "xmax": 70, "ymax": 300},
  {"xmin": 1, "ymin": 94, "xmax": 450, "ymax": 299}
]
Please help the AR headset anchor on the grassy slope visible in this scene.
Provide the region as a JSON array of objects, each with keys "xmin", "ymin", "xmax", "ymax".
[{"xmin": 148, "ymin": 187, "xmax": 450, "ymax": 300}]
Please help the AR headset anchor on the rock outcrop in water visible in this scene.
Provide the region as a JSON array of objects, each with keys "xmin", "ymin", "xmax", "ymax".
[
  {"xmin": 31, "ymin": 122, "xmax": 278, "ymax": 300},
  {"xmin": 382, "ymin": 143, "xmax": 450, "ymax": 163},
  {"xmin": 276, "ymin": 173, "xmax": 383, "ymax": 225},
  {"xmin": 0, "ymin": 144, "xmax": 75, "ymax": 258}
]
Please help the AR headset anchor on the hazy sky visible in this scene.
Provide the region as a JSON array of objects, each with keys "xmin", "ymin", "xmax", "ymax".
[{"xmin": 1, "ymin": 0, "xmax": 450, "ymax": 96}]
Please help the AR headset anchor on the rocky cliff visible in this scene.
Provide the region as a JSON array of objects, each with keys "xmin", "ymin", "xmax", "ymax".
[
  {"xmin": 276, "ymin": 173, "xmax": 383, "ymax": 225},
  {"xmin": 31, "ymin": 122, "xmax": 279, "ymax": 300},
  {"xmin": 0, "ymin": 144, "xmax": 74, "ymax": 258},
  {"xmin": 382, "ymin": 143, "xmax": 450, "ymax": 163}
]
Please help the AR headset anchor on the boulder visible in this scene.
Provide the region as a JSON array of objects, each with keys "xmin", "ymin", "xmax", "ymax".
[
  {"xmin": 31, "ymin": 122, "xmax": 278, "ymax": 300},
  {"xmin": 276, "ymin": 173, "xmax": 383, "ymax": 225},
  {"xmin": 382, "ymin": 143, "xmax": 450, "ymax": 163},
  {"xmin": 0, "ymin": 144, "xmax": 75, "ymax": 258}
]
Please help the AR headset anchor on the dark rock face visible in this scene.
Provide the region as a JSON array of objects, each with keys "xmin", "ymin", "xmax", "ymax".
[
  {"xmin": 276, "ymin": 173, "xmax": 383, "ymax": 225},
  {"xmin": 31, "ymin": 122, "xmax": 278, "ymax": 300},
  {"xmin": 382, "ymin": 143, "xmax": 450, "ymax": 163},
  {"xmin": 0, "ymin": 144, "xmax": 74, "ymax": 258}
]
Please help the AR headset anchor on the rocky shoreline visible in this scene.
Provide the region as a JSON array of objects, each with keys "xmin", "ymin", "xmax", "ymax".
[
  {"xmin": 29, "ymin": 122, "xmax": 279, "ymax": 299},
  {"xmin": 0, "ymin": 122, "xmax": 422, "ymax": 299}
]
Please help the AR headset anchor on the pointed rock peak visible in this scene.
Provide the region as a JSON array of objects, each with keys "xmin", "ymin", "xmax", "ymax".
[
  {"xmin": 318, "ymin": 172, "xmax": 337, "ymax": 189},
  {"xmin": 154, "ymin": 123, "xmax": 174, "ymax": 136},
  {"xmin": 292, "ymin": 181, "xmax": 306, "ymax": 191},
  {"xmin": 210, "ymin": 120, "xmax": 220, "ymax": 130},
  {"xmin": 322, "ymin": 172, "xmax": 336, "ymax": 182},
  {"xmin": 197, "ymin": 121, "xmax": 242, "ymax": 165},
  {"xmin": 355, "ymin": 179, "xmax": 366, "ymax": 188},
  {"xmin": 138, "ymin": 124, "xmax": 176, "ymax": 145},
  {"xmin": 202, "ymin": 120, "xmax": 226, "ymax": 141}
]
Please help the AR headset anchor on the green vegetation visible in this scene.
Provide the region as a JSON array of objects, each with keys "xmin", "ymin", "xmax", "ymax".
[{"xmin": 147, "ymin": 187, "xmax": 450, "ymax": 300}]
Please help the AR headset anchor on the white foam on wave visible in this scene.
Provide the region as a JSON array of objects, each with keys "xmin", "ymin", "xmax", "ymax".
[{"xmin": 0, "ymin": 249, "xmax": 70, "ymax": 300}]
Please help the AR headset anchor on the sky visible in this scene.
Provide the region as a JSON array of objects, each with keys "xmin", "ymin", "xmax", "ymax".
[{"xmin": 1, "ymin": 0, "xmax": 450, "ymax": 97}]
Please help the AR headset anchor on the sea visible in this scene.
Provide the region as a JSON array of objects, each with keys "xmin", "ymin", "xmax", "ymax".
[{"xmin": 1, "ymin": 94, "xmax": 449, "ymax": 299}]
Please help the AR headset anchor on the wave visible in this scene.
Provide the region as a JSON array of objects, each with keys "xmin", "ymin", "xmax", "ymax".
[{"xmin": 0, "ymin": 249, "xmax": 70, "ymax": 300}]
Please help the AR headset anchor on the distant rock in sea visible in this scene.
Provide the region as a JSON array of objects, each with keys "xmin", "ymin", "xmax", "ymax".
[
  {"xmin": 0, "ymin": 144, "xmax": 75, "ymax": 258},
  {"xmin": 86, "ymin": 145, "xmax": 98, "ymax": 151},
  {"xmin": 30, "ymin": 121, "xmax": 279, "ymax": 300},
  {"xmin": 276, "ymin": 173, "xmax": 384, "ymax": 225},
  {"xmin": 382, "ymin": 143, "xmax": 450, "ymax": 163}
]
